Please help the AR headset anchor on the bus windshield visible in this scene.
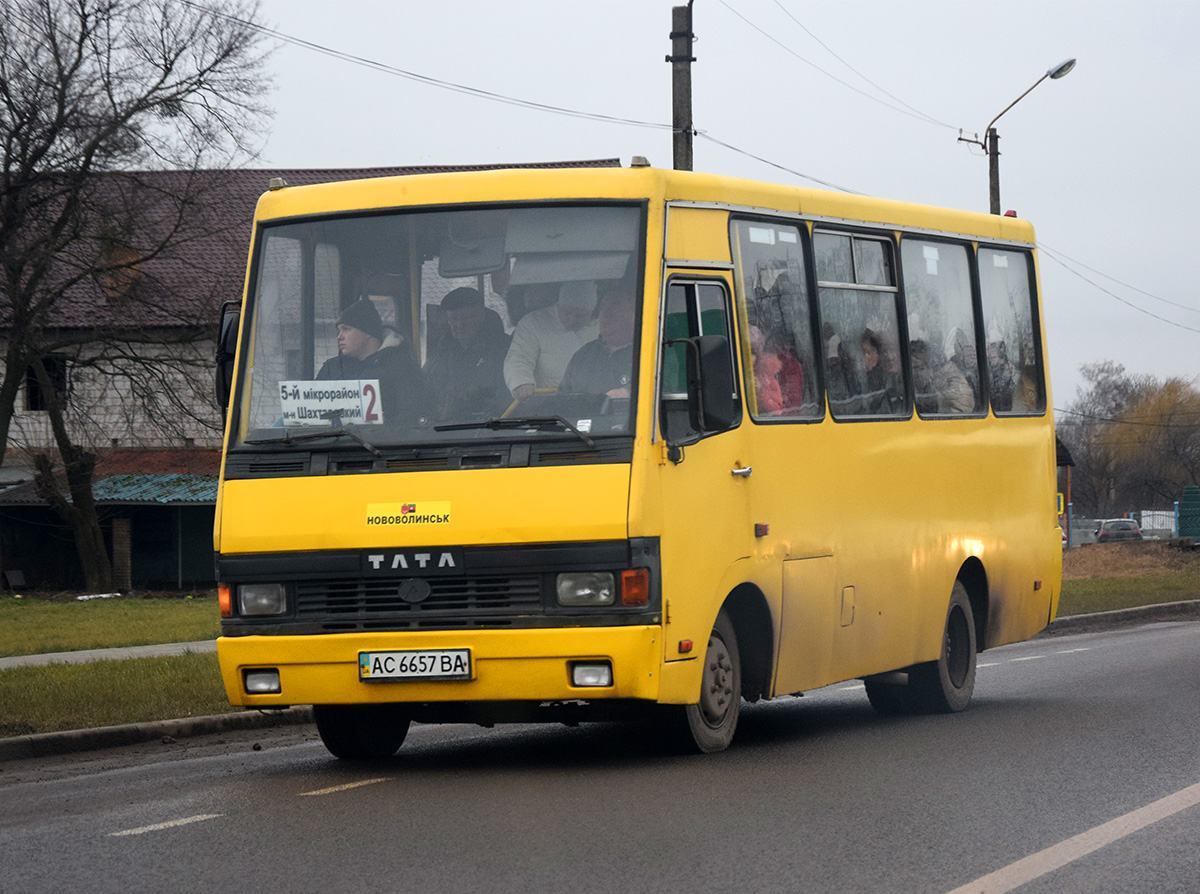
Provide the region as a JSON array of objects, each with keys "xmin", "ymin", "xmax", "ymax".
[{"xmin": 233, "ymin": 203, "xmax": 643, "ymax": 449}]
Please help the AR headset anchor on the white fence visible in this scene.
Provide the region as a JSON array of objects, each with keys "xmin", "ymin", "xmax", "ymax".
[{"xmin": 1064, "ymin": 508, "xmax": 1179, "ymax": 547}]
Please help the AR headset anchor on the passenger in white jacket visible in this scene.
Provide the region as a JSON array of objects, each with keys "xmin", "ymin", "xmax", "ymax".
[{"xmin": 503, "ymin": 281, "xmax": 599, "ymax": 400}]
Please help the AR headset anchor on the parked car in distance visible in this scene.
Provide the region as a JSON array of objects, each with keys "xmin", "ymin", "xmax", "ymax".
[{"xmin": 1095, "ymin": 519, "xmax": 1143, "ymax": 543}]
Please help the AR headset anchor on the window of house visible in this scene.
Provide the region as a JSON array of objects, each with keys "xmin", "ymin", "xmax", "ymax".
[{"xmin": 25, "ymin": 356, "xmax": 69, "ymax": 411}]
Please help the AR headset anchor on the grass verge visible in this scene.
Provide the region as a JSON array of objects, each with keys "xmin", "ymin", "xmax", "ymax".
[
  {"xmin": 1058, "ymin": 572, "xmax": 1200, "ymax": 615},
  {"xmin": 0, "ymin": 594, "xmax": 219, "ymax": 658},
  {"xmin": 0, "ymin": 653, "xmax": 237, "ymax": 738},
  {"xmin": 1059, "ymin": 542, "xmax": 1200, "ymax": 616}
]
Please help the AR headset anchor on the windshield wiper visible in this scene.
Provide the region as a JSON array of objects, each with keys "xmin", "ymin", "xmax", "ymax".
[
  {"xmin": 434, "ymin": 415, "xmax": 595, "ymax": 448},
  {"xmin": 245, "ymin": 426, "xmax": 384, "ymax": 457}
]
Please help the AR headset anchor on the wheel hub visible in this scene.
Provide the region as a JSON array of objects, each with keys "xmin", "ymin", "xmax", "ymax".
[{"xmin": 698, "ymin": 635, "xmax": 735, "ymax": 728}]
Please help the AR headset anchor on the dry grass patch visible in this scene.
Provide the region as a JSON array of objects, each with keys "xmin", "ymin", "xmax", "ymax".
[{"xmin": 1062, "ymin": 542, "xmax": 1200, "ymax": 580}]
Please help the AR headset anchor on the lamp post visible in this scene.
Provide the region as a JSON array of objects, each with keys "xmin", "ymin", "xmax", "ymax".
[{"xmin": 969, "ymin": 59, "xmax": 1076, "ymax": 215}]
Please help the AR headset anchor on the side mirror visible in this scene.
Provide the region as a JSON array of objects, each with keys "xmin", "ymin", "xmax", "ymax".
[
  {"xmin": 215, "ymin": 299, "xmax": 240, "ymax": 421},
  {"xmin": 684, "ymin": 334, "xmax": 738, "ymax": 433}
]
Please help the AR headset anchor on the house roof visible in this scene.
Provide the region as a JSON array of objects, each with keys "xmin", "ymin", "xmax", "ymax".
[
  {"xmin": 1056, "ymin": 436, "xmax": 1075, "ymax": 467},
  {"xmin": 0, "ymin": 450, "xmax": 220, "ymax": 507},
  {"xmin": 26, "ymin": 159, "xmax": 623, "ymax": 332}
]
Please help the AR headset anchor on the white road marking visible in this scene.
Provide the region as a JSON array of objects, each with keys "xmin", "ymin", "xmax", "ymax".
[
  {"xmin": 109, "ymin": 814, "xmax": 223, "ymax": 837},
  {"xmin": 1057, "ymin": 648, "xmax": 1091, "ymax": 654},
  {"xmin": 943, "ymin": 780, "xmax": 1200, "ymax": 894},
  {"xmin": 1010, "ymin": 656, "xmax": 1044, "ymax": 662},
  {"xmin": 978, "ymin": 662, "xmax": 999, "ymax": 668},
  {"xmin": 299, "ymin": 778, "xmax": 390, "ymax": 796}
]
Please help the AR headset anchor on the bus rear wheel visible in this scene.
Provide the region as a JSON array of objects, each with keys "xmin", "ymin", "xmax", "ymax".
[
  {"xmin": 864, "ymin": 581, "xmax": 977, "ymax": 716},
  {"xmin": 313, "ymin": 703, "xmax": 411, "ymax": 759},
  {"xmin": 910, "ymin": 581, "xmax": 977, "ymax": 713},
  {"xmin": 863, "ymin": 678, "xmax": 915, "ymax": 715},
  {"xmin": 665, "ymin": 609, "xmax": 741, "ymax": 753}
]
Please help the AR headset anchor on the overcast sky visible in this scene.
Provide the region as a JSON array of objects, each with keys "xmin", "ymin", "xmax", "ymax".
[{"xmin": 255, "ymin": 0, "xmax": 1200, "ymax": 408}]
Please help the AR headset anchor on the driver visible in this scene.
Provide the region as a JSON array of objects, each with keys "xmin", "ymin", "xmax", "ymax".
[{"xmin": 557, "ymin": 284, "xmax": 635, "ymax": 398}]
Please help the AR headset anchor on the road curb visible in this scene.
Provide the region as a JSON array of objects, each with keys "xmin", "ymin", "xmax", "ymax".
[
  {"xmin": 0, "ymin": 706, "xmax": 313, "ymax": 763},
  {"xmin": 1038, "ymin": 600, "xmax": 1200, "ymax": 637}
]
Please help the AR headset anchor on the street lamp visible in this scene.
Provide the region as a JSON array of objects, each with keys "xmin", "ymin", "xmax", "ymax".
[{"xmin": 962, "ymin": 58, "xmax": 1076, "ymax": 215}]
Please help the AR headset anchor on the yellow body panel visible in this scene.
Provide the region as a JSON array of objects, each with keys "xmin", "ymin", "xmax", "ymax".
[
  {"xmin": 219, "ymin": 626, "xmax": 661, "ymax": 707},
  {"xmin": 219, "ymin": 464, "xmax": 630, "ymax": 553}
]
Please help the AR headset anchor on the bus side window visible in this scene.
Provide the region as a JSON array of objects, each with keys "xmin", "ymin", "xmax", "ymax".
[
  {"xmin": 979, "ymin": 248, "xmax": 1044, "ymax": 415},
  {"xmin": 661, "ymin": 279, "xmax": 740, "ymax": 441},
  {"xmin": 901, "ymin": 239, "xmax": 982, "ymax": 417},
  {"xmin": 815, "ymin": 230, "xmax": 906, "ymax": 419},
  {"xmin": 732, "ymin": 219, "xmax": 820, "ymax": 420}
]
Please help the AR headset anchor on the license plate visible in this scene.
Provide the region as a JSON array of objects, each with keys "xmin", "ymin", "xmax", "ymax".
[{"xmin": 359, "ymin": 649, "xmax": 472, "ymax": 681}]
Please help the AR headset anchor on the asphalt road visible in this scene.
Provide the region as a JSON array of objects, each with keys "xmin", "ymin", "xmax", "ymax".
[{"xmin": 2, "ymin": 621, "xmax": 1198, "ymax": 894}]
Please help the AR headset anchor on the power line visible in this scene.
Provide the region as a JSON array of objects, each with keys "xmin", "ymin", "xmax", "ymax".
[
  {"xmin": 185, "ymin": 0, "xmax": 674, "ymax": 132},
  {"xmin": 695, "ymin": 131, "xmax": 861, "ymax": 193},
  {"xmin": 716, "ymin": 0, "xmax": 959, "ymax": 131},
  {"xmin": 769, "ymin": 0, "xmax": 955, "ymax": 128},
  {"xmin": 1040, "ymin": 241, "xmax": 1200, "ymax": 317},
  {"xmin": 1056, "ymin": 407, "xmax": 1200, "ymax": 429},
  {"xmin": 1040, "ymin": 246, "xmax": 1200, "ymax": 335},
  {"xmin": 186, "ymin": 0, "xmax": 858, "ymax": 193}
]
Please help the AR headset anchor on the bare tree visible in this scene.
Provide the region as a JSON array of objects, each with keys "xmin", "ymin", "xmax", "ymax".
[
  {"xmin": 1058, "ymin": 361, "xmax": 1200, "ymax": 518},
  {"xmin": 0, "ymin": 0, "xmax": 271, "ymax": 589}
]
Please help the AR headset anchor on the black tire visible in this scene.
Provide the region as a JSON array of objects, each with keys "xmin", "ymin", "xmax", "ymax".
[
  {"xmin": 910, "ymin": 581, "xmax": 977, "ymax": 713},
  {"xmin": 313, "ymin": 703, "xmax": 411, "ymax": 759},
  {"xmin": 664, "ymin": 609, "xmax": 742, "ymax": 754},
  {"xmin": 863, "ymin": 678, "xmax": 915, "ymax": 715}
]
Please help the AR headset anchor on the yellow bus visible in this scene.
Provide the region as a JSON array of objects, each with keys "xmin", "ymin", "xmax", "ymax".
[{"xmin": 214, "ymin": 163, "xmax": 1061, "ymax": 757}]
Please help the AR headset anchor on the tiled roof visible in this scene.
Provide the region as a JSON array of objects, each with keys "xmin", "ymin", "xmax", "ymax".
[
  {"xmin": 0, "ymin": 473, "xmax": 216, "ymax": 506},
  {"xmin": 21, "ymin": 159, "xmax": 622, "ymax": 332},
  {"xmin": 0, "ymin": 450, "xmax": 220, "ymax": 506},
  {"xmin": 93, "ymin": 473, "xmax": 216, "ymax": 504}
]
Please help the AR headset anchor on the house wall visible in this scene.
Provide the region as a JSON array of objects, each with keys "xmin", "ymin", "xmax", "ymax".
[
  {"xmin": 4, "ymin": 334, "xmax": 223, "ymax": 452},
  {"xmin": 0, "ymin": 505, "xmax": 216, "ymax": 591}
]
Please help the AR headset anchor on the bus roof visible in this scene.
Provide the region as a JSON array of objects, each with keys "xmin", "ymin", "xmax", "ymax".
[{"xmin": 252, "ymin": 164, "xmax": 1036, "ymax": 245}]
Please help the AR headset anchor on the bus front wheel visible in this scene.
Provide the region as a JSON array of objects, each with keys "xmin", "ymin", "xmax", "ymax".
[
  {"xmin": 665, "ymin": 609, "xmax": 742, "ymax": 753},
  {"xmin": 313, "ymin": 703, "xmax": 411, "ymax": 759}
]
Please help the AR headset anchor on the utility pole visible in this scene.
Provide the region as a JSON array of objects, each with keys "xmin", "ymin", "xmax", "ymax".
[
  {"xmin": 668, "ymin": 2, "xmax": 695, "ymax": 171},
  {"xmin": 988, "ymin": 128, "xmax": 1001, "ymax": 215}
]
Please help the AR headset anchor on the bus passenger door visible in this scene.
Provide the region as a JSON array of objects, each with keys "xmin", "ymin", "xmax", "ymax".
[{"xmin": 656, "ymin": 275, "xmax": 754, "ymax": 659}]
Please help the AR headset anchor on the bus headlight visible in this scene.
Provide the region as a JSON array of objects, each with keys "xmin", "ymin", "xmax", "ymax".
[
  {"xmin": 238, "ymin": 583, "xmax": 287, "ymax": 616},
  {"xmin": 556, "ymin": 572, "xmax": 615, "ymax": 606}
]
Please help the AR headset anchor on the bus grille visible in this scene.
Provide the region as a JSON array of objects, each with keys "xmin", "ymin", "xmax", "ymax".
[{"xmin": 295, "ymin": 575, "xmax": 543, "ymax": 630}]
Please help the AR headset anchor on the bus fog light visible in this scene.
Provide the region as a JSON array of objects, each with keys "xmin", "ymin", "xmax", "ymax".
[
  {"xmin": 556, "ymin": 572, "xmax": 615, "ymax": 606},
  {"xmin": 571, "ymin": 662, "xmax": 613, "ymax": 687},
  {"xmin": 238, "ymin": 583, "xmax": 286, "ymax": 616},
  {"xmin": 244, "ymin": 669, "xmax": 281, "ymax": 694}
]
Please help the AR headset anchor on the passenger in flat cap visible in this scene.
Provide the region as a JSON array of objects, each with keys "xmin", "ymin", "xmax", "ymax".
[{"xmin": 422, "ymin": 287, "xmax": 512, "ymax": 421}]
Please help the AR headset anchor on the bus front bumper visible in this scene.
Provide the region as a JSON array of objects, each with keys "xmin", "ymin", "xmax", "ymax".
[{"xmin": 218, "ymin": 625, "xmax": 666, "ymax": 708}]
